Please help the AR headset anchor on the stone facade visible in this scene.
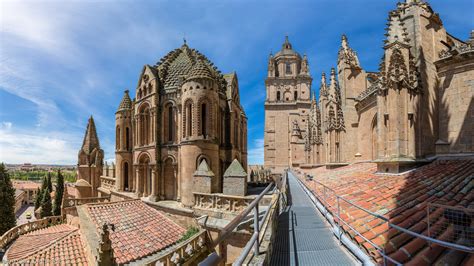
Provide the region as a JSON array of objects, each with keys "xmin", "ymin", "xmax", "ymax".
[
  {"xmin": 80, "ymin": 42, "xmax": 248, "ymax": 206},
  {"xmin": 264, "ymin": 0, "xmax": 474, "ymax": 173}
]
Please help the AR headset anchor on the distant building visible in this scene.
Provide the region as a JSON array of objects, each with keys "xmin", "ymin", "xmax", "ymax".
[
  {"xmin": 264, "ymin": 1, "xmax": 474, "ymax": 173},
  {"xmin": 12, "ymin": 181, "xmax": 41, "ymax": 204}
]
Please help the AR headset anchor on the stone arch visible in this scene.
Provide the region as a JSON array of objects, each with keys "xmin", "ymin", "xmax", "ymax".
[
  {"xmin": 163, "ymin": 156, "xmax": 177, "ymax": 200},
  {"xmin": 198, "ymin": 97, "xmax": 212, "ymax": 138},
  {"xmin": 196, "ymin": 154, "xmax": 211, "ymax": 169},
  {"xmin": 138, "ymin": 102, "xmax": 152, "ymax": 146},
  {"xmin": 163, "ymin": 100, "xmax": 177, "ymax": 143},
  {"xmin": 116, "ymin": 125, "xmax": 121, "ymax": 150},
  {"xmin": 122, "ymin": 161, "xmax": 130, "ymax": 191},
  {"xmin": 183, "ymin": 99, "xmax": 194, "ymax": 138},
  {"xmin": 137, "ymin": 152, "xmax": 152, "ymax": 197}
]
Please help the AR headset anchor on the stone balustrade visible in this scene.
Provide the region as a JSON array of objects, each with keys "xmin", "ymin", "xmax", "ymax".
[
  {"xmin": 63, "ymin": 195, "xmax": 111, "ymax": 208},
  {"xmin": 151, "ymin": 230, "xmax": 209, "ymax": 266},
  {"xmin": 100, "ymin": 176, "xmax": 116, "ymax": 191},
  {"xmin": 193, "ymin": 192, "xmax": 254, "ymax": 213},
  {"xmin": 0, "ymin": 216, "xmax": 62, "ymax": 250}
]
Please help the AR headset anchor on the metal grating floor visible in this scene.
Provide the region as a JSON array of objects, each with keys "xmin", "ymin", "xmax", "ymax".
[{"xmin": 270, "ymin": 172, "xmax": 356, "ymax": 265}]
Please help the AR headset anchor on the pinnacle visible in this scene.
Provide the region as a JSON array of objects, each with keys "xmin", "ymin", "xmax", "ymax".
[{"xmin": 81, "ymin": 116, "xmax": 100, "ymax": 154}]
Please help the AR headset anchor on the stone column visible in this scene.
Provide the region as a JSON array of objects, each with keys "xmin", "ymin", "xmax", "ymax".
[
  {"xmin": 149, "ymin": 168, "xmax": 157, "ymax": 201},
  {"xmin": 135, "ymin": 167, "xmax": 141, "ymax": 197}
]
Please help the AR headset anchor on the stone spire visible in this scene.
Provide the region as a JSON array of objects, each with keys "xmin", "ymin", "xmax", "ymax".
[
  {"xmin": 319, "ymin": 72, "xmax": 328, "ymax": 98},
  {"xmin": 328, "ymin": 68, "xmax": 338, "ymax": 101},
  {"xmin": 97, "ymin": 223, "xmax": 115, "ymax": 266},
  {"xmin": 81, "ymin": 116, "xmax": 100, "ymax": 154},
  {"xmin": 338, "ymin": 34, "xmax": 361, "ymax": 68},
  {"xmin": 301, "ymin": 54, "xmax": 310, "ymax": 74},
  {"xmin": 384, "ymin": 11, "xmax": 410, "ymax": 45},
  {"xmin": 117, "ymin": 90, "xmax": 132, "ymax": 112},
  {"xmin": 282, "ymin": 35, "xmax": 292, "ymax": 50}
]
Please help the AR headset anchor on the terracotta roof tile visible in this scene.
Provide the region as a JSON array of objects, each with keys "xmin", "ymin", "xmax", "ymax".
[
  {"xmin": 6, "ymin": 224, "xmax": 88, "ymax": 265},
  {"xmin": 298, "ymin": 159, "xmax": 474, "ymax": 265},
  {"xmin": 85, "ymin": 199, "xmax": 186, "ymax": 264}
]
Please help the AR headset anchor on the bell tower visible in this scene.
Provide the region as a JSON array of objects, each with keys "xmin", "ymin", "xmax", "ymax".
[{"xmin": 264, "ymin": 36, "xmax": 312, "ymax": 172}]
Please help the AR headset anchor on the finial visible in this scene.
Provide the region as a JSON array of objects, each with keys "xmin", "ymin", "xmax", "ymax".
[
  {"xmin": 341, "ymin": 34, "xmax": 348, "ymax": 49},
  {"xmin": 321, "ymin": 72, "xmax": 326, "ymax": 82},
  {"xmin": 285, "ymin": 35, "xmax": 289, "ymax": 43},
  {"xmin": 124, "ymin": 89, "xmax": 129, "ymax": 94},
  {"xmin": 183, "ymin": 37, "xmax": 187, "ymax": 45}
]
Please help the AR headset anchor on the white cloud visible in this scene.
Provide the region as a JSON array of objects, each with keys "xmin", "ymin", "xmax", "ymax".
[
  {"xmin": 248, "ymin": 138, "xmax": 264, "ymax": 165},
  {"xmin": 0, "ymin": 127, "xmax": 79, "ymax": 165}
]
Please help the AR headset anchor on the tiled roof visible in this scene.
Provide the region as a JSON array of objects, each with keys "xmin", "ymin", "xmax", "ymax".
[
  {"xmin": 155, "ymin": 43, "xmax": 226, "ymax": 90},
  {"xmin": 6, "ymin": 224, "xmax": 88, "ymax": 265},
  {"xmin": 85, "ymin": 200, "xmax": 186, "ymax": 264},
  {"xmin": 298, "ymin": 159, "xmax": 474, "ymax": 265},
  {"xmin": 117, "ymin": 90, "xmax": 132, "ymax": 111},
  {"xmin": 12, "ymin": 181, "xmax": 41, "ymax": 191}
]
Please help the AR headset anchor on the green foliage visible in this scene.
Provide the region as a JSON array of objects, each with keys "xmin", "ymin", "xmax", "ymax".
[
  {"xmin": 40, "ymin": 186, "xmax": 53, "ymax": 218},
  {"xmin": 34, "ymin": 188, "xmax": 42, "ymax": 210},
  {"xmin": 47, "ymin": 172, "xmax": 53, "ymax": 192},
  {"xmin": 0, "ymin": 163, "xmax": 16, "ymax": 235},
  {"xmin": 53, "ymin": 170, "xmax": 64, "ymax": 216},
  {"xmin": 178, "ymin": 226, "xmax": 200, "ymax": 242},
  {"xmin": 9, "ymin": 169, "xmax": 76, "ymax": 183}
]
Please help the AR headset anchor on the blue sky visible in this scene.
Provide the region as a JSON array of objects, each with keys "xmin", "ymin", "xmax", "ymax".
[{"xmin": 0, "ymin": 0, "xmax": 473, "ymax": 165}]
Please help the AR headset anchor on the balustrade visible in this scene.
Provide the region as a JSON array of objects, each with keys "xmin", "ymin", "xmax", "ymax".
[{"xmin": 0, "ymin": 216, "xmax": 62, "ymax": 250}]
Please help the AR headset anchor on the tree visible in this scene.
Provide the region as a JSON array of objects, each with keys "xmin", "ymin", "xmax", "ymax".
[
  {"xmin": 53, "ymin": 170, "xmax": 64, "ymax": 216},
  {"xmin": 47, "ymin": 172, "xmax": 53, "ymax": 193},
  {"xmin": 34, "ymin": 187, "xmax": 42, "ymax": 210},
  {"xmin": 0, "ymin": 163, "xmax": 16, "ymax": 235},
  {"xmin": 40, "ymin": 186, "xmax": 53, "ymax": 218}
]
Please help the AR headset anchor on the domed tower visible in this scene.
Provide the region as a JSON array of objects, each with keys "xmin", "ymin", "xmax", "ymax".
[
  {"xmin": 115, "ymin": 90, "xmax": 133, "ymax": 192},
  {"xmin": 264, "ymin": 36, "xmax": 312, "ymax": 172},
  {"xmin": 180, "ymin": 52, "xmax": 222, "ymax": 206}
]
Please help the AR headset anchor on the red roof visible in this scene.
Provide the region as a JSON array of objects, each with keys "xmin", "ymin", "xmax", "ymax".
[
  {"xmin": 297, "ymin": 159, "xmax": 473, "ymax": 265},
  {"xmin": 12, "ymin": 181, "xmax": 41, "ymax": 191},
  {"xmin": 5, "ymin": 224, "xmax": 88, "ymax": 265},
  {"xmin": 85, "ymin": 200, "xmax": 186, "ymax": 264}
]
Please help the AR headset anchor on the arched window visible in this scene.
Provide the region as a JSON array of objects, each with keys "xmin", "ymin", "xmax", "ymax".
[
  {"xmin": 168, "ymin": 105, "xmax": 174, "ymax": 142},
  {"xmin": 123, "ymin": 162, "xmax": 129, "ymax": 191},
  {"xmin": 201, "ymin": 103, "xmax": 207, "ymax": 137},
  {"xmin": 186, "ymin": 102, "xmax": 192, "ymax": 137},
  {"xmin": 116, "ymin": 126, "xmax": 121, "ymax": 150},
  {"xmin": 286, "ymin": 63, "xmax": 292, "ymax": 74},
  {"xmin": 294, "ymin": 91, "xmax": 298, "ymax": 101},
  {"xmin": 276, "ymin": 91, "xmax": 281, "ymax": 101},
  {"xmin": 125, "ymin": 127, "xmax": 130, "ymax": 150},
  {"xmin": 139, "ymin": 105, "xmax": 151, "ymax": 146}
]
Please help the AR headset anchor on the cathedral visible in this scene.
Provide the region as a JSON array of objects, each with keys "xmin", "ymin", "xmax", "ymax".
[
  {"xmin": 264, "ymin": 0, "xmax": 474, "ymax": 173},
  {"xmin": 77, "ymin": 42, "xmax": 248, "ymax": 207}
]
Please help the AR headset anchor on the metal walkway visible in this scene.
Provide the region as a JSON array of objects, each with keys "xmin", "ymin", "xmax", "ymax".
[{"xmin": 270, "ymin": 172, "xmax": 356, "ymax": 265}]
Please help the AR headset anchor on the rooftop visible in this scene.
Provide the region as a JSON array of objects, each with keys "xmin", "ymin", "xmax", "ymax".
[
  {"xmin": 298, "ymin": 159, "xmax": 473, "ymax": 265},
  {"xmin": 85, "ymin": 199, "xmax": 186, "ymax": 264},
  {"xmin": 5, "ymin": 224, "xmax": 88, "ymax": 265}
]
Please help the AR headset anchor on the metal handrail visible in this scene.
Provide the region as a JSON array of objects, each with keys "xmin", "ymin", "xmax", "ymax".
[
  {"xmin": 291, "ymin": 169, "xmax": 474, "ymax": 265},
  {"xmin": 211, "ymin": 182, "xmax": 274, "ymax": 249}
]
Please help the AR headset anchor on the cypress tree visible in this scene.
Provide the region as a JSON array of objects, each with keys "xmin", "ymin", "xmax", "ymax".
[
  {"xmin": 53, "ymin": 170, "xmax": 64, "ymax": 216},
  {"xmin": 0, "ymin": 163, "xmax": 16, "ymax": 235},
  {"xmin": 47, "ymin": 172, "xmax": 53, "ymax": 193},
  {"xmin": 34, "ymin": 187, "xmax": 42, "ymax": 210},
  {"xmin": 40, "ymin": 186, "xmax": 53, "ymax": 218}
]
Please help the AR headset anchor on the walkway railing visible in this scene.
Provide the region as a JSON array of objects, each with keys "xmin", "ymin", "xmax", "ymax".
[
  {"xmin": 199, "ymin": 175, "xmax": 283, "ymax": 266},
  {"xmin": 291, "ymin": 169, "xmax": 474, "ymax": 266}
]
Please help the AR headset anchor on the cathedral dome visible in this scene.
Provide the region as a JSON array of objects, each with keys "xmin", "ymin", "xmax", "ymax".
[
  {"xmin": 154, "ymin": 43, "xmax": 226, "ymax": 90},
  {"xmin": 274, "ymin": 36, "xmax": 300, "ymax": 57}
]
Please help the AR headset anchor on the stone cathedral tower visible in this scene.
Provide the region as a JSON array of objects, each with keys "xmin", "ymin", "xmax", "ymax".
[{"xmin": 264, "ymin": 36, "xmax": 312, "ymax": 172}]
